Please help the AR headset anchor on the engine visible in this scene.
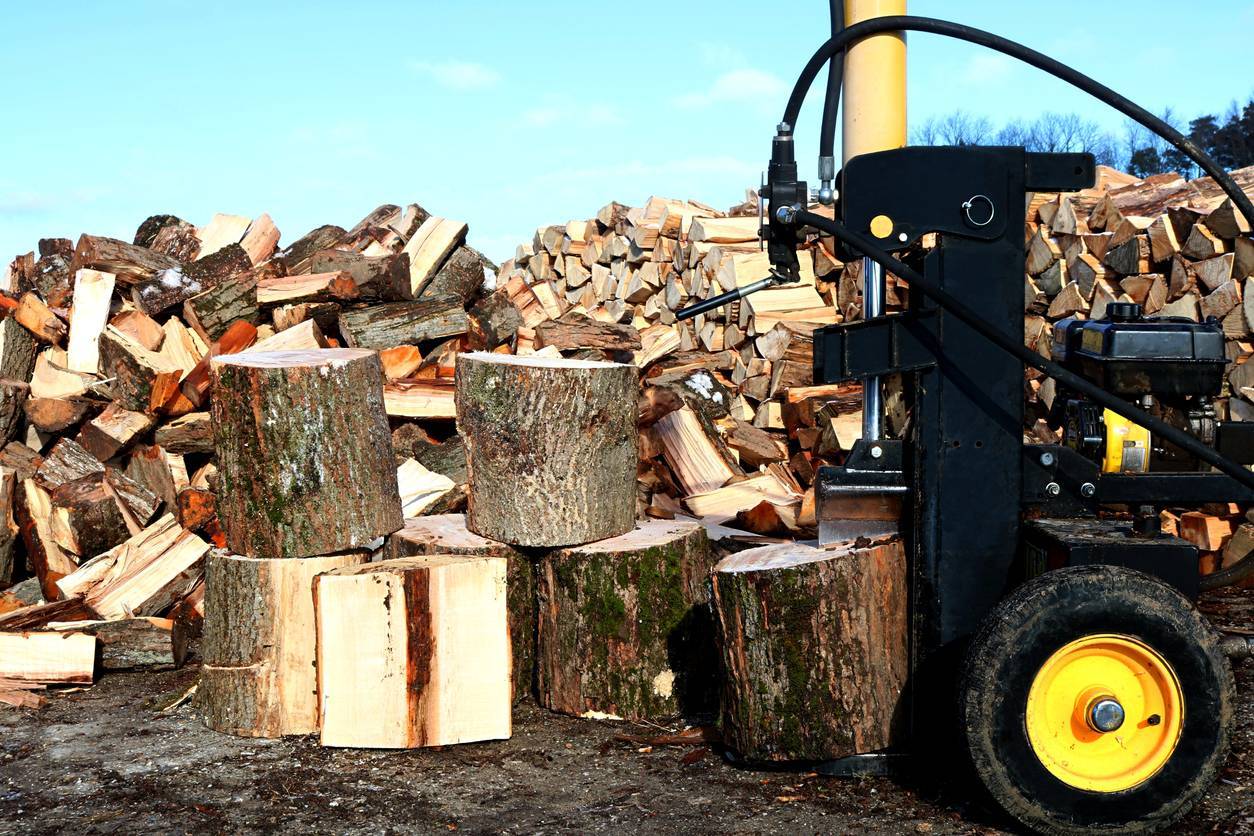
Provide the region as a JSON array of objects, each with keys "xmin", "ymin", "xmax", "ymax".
[{"xmin": 1050, "ymin": 302, "xmax": 1229, "ymax": 473}]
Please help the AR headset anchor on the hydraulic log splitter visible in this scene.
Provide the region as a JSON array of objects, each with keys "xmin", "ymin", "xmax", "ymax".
[{"xmin": 677, "ymin": 3, "xmax": 1254, "ymax": 833}]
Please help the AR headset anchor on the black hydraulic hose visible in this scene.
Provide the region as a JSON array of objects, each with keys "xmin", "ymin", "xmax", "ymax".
[
  {"xmin": 793, "ymin": 208, "xmax": 1254, "ymax": 493},
  {"xmin": 818, "ymin": 0, "xmax": 844, "ymax": 160},
  {"xmin": 783, "ymin": 16, "xmax": 1254, "ymax": 229}
]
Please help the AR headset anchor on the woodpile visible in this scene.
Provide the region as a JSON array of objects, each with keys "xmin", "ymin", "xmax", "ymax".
[{"xmin": 1, "ymin": 161, "xmax": 1250, "ymax": 756}]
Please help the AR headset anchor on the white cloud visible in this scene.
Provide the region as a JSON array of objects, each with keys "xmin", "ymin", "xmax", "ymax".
[
  {"xmin": 674, "ymin": 68, "xmax": 787, "ymax": 113},
  {"xmin": 408, "ymin": 60, "xmax": 501, "ymax": 91}
]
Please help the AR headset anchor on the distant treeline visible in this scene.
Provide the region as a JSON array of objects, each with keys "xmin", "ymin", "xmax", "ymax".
[{"xmin": 910, "ymin": 96, "xmax": 1254, "ymax": 179}]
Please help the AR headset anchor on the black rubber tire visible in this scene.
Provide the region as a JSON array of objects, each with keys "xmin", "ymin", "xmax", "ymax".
[{"xmin": 961, "ymin": 565, "xmax": 1235, "ymax": 835}]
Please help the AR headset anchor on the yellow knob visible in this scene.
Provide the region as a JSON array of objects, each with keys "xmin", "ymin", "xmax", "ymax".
[{"xmin": 870, "ymin": 215, "xmax": 894, "ymax": 239}]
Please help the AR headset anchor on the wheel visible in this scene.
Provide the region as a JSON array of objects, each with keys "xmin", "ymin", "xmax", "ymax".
[{"xmin": 961, "ymin": 565, "xmax": 1235, "ymax": 835}]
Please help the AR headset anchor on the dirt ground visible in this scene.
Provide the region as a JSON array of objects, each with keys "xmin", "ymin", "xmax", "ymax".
[{"xmin": 2, "ymin": 588, "xmax": 1251, "ymax": 835}]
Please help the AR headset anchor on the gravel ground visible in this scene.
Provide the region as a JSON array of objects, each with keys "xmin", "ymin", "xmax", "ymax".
[{"xmin": 0, "ymin": 586, "xmax": 1250, "ymax": 835}]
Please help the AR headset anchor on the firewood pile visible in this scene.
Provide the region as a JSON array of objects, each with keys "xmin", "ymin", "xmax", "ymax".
[{"xmin": 0, "ymin": 161, "xmax": 1251, "ymax": 712}]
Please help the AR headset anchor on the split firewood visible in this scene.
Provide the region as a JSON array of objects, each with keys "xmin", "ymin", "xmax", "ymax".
[
  {"xmin": 77, "ymin": 403, "xmax": 155, "ymax": 461},
  {"xmin": 309, "ymin": 249, "xmax": 407, "ymax": 301},
  {"xmin": 256, "ymin": 271, "xmax": 359, "ymax": 307},
  {"xmin": 383, "ymin": 380, "xmax": 456, "ymax": 419},
  {"xmin": 0, "ymin": 631, "xmax": 97, "ymax": 684},
  {"xmin": 65, "ymin": 269, "xmax": 116, "ymax": 373},
  {"xmin": 386, "ymin": 514, "xmax": 535, "ymax": 701},
  {"xmin": 57, "ymin": 514, "xmax": 208, "ymax": 619},
  {"xmin": 418, "ymin": 245, "xmax": 492, "ymax": 304},
  {"xmin": 0, "ymin": 467, "xmax": 16, "ymax": 587},
  {"xmin": 536, "ymin": 520, "xmax": 716, "ymax": 721},
  {"xmin": 103, "ymin": 466, "xmax": 162, "ymax": 532},
  {"xmin": 338, "ymin": 296, "xmax": 468, "ymax": 350},
  {"xmin": 25, "ymin": 397, "xmax": 95, "ymax": 435},
  {"xmin": 199, "ymin": 549, "xmax": 368, "ymax": 738},
  {"xmin": 183, "ymin": 261, "xmax": 272, "ymax": 342},
  {"xmin": 315, "ymin": 555, "xmax": 511, "ymax": 747},
  {"xmin": 456, "ymin": 352, "xmax": 637, "ymax": 547},
  {"xmin": 133, "ymin": 244, "xmax": 253, "ymax": 316},
  {"xmin": 71, "ymin": 234, "xmax": 180, "ymax": 285},
  {"xmin": 48, "ymin": 616, "xmax": 187, "ymax": 671},
  {"xmin": 99, "ymin": 325, "xmax": 182, "ymax": 413},
  {"xmin": 654, "ymin": 406, "xmax": 737, "ymax": 494},
  {"xmin": 276, "ymin": 224, "xmax": 345, "ymax": 274},
  {"xmin": 711, "ymin": 539, "xmax": 908, "ymax": 762},
  {"xmin": 401, "ymin": 216, "xmax": 467, "ymax": 297},
  {"xmin": 535, "ymin": 313, "xmax": 641, "ymax": 352},
  {"xmin": 154, "ymin": 411, "xmax": 212, "ymax": 455},
  {"xmin": 210, "ymin": 349, "xmax": 402, "ymax": 558},
  {"xmin": 49, "ymin": 472, "xmax": 131, "ymax": 557},
  {"xmin": 16, "ymin": 292, "xmax": 67, "ymax": 344},
  {"xmin": 35, "ymin": 438, "xmax": 104, "ymax": 491}
]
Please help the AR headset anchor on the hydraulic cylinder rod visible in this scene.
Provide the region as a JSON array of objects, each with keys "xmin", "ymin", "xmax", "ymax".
[{"xmin": 843, "ymin": 0, "xmax": 906, "ymax": 441}]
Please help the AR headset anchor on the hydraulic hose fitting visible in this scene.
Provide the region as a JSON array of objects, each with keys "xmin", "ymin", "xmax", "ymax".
[{"xmin": 818, "ymin": 155, "xmax": 837, "ymax": 205}]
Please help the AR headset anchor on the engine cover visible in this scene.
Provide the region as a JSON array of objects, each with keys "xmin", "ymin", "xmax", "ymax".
[{"xmin": 1051, "ymin": 302, "xmax": 1226, "ymax": 397}]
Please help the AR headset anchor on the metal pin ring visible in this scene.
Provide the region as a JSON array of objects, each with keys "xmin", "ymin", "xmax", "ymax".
[{"xmin": 962, "ymin": 194, "xmax": 996, "ymax": 228}]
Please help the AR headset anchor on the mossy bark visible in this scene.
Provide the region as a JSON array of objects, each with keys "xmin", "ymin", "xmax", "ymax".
[
  {"xmin": 199, "ymin": 549, "xmax": 367, "ymax": 737},
  {"xmin": 710, "ymin": 539, "xmax": 908, "ymax": 763},
  {"xmin": 536, "ymin": 519, "xmax": 718, "ymax": 722},
  {"xmin": 456, "ymin": 352, "xmax": 637, "ymax": 548},
  {"xmin": 385, "ymin": 514, "xmax": 536, "ymax": 703},
  {"xmin": 209, "ymin": 349, "xmax": 402, "ymax": 559}
]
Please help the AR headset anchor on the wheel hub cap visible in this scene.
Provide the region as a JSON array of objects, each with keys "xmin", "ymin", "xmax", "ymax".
[
  {"xmin": 1087, "ymin": 697, "xmax": 1125, "ymax": 733},
  {"xmin": 1025, "ymin": 634, "xmax": 1184, "ymax": 792}
]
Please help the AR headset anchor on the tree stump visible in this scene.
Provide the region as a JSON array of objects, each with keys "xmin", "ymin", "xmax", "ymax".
[
  {"xmin": 386, "ymin": 514, "xmax": 536, "ymax": 702},
  {"xmin": 198, "ymin": 549, "xmax": 367, "ymax": 737},
  {"xmin": 210, "ymin": 349, "xmax": 402, "ymax": 559},
  {"xmin": 456, "ymin": 352, "xmax": 637, "ymax": 547},
  {"xmin": 536, "ymin": 519, "xmax": 718, "ymax": 722},
  {"xmin": 710, "ymin": 539, "xmax": 908, "ymax": 763},
  {"xmin": 314, "ymin": 555, "xmax": 511, "ymax": 748}
]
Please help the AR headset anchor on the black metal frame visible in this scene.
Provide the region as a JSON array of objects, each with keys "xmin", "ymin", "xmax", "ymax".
[{"xmin": 810, "ymin": 146, "xmax": 1243, "ymax": 726}]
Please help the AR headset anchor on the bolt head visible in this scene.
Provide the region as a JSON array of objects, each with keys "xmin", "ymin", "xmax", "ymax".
[
  {"xmin": 1088, "ymin": 698, "xmax": 1125, "ymax": 733},
  {"xmin": 1081, "ymin": 482, "xmax": 1096, "ymax": 498},
  {"xmin": 1045, "ymin": 482, "xmax": 1061, "ymax": 496},
  {"xmin": 1040, "ymin": 452, "xmax": 1055, "ymax": 467},
  {"xmin": 870, "ymin": 445, "xmax": 883, "ymax": 459}
]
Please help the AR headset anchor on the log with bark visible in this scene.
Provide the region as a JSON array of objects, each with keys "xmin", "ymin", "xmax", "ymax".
[
  {"xmin": 536, "ymin": 519, "xmax": 717, "ymax": 721},
  {"xmin": 710, "ymin": 539, "xmax": 908, "ymax": 762},
  {"xmin": 49, "ymin": 616, "xmax": 188, "ymax": 671},
  {"xmin": 386, "ymin": 513, "xmax": 536, "ymax": 701},
  {"xmin": 456, "ymin": 352, "xmax": 637, "ymax": 547},
  {"xmin": 210, "ymin": 349, "xmax": 402, "ymax": 558},
  {"xmin": 314, "ymin": 555, "xmax": 511, "ymax": 748},
  {"xmin": 337, "ymin": 296, "xmax": 468, "ymax": 350},
  {"xmin": 199, "ymin": 549, "xmax": 367, "ymax": 737}
]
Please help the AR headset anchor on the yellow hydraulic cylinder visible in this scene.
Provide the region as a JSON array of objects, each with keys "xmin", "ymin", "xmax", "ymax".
[{"xmin": 842, "ymin": 0, "xmax": 907, "ymax": 164}]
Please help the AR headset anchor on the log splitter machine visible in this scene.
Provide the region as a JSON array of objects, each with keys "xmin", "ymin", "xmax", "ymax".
[{"xmin": 677, "ymin": 3, "xmax": 1254, "ymax": 833}]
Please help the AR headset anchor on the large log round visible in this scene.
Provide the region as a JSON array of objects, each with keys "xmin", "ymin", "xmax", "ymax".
[
  {"xmin": 210, "ymin": 348, "xmax": 402, "ymax": 559},
  {"xmin": 710, "ymin": 539, "xmax": 908, "ymax": 763},
  {"xmin": 456, "ymin": 352, "xmax": 637, "ymax": 547},
  {"xmin": 536, "ymin": 519, "xmax": 718, "ymax": 722},
  {"xmin": 199, "ymin": 549, "xmax": 367, "ymax": 737},
  {"xmin": 386, "ymin": 514, "xmax": 536, "ymax": 702}
]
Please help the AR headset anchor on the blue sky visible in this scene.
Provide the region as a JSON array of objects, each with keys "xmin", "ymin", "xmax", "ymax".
[{"xmin": 3, "ymin": 1, "xmax": 1253, "ymax": 264}]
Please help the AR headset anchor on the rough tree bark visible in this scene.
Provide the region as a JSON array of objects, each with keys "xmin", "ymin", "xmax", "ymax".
[
  {"xmin": 536, "ymin": 519, "xmax": 718, "ymax": 722},
  {"xmin": 209, "ymin": 349, "xmax": 402, "ymax": 559},
  {"xmin": 456, "ymin": 352, "xmax": 637, "ymax": 547},
  {"xmin": 386, "ymin": 513, "xmax": 536, "ymax": 702},
  {"xmin": 710, "ymin": 539, "xmax": 908, "ymax": 763},
  {"xmin": 198, "ymin": 549, "xmax": 367, "ymax": 737}
]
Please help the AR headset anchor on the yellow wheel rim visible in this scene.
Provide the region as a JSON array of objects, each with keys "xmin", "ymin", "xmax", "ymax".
[{"xmin": 1025, "ymin": 634, "xmax": 1183, "ymax": 793}]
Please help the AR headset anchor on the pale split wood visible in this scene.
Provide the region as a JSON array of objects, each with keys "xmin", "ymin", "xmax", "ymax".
[{"xmin": 315, "ymin": 555, "xmax": 511, "ymax": 748}]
